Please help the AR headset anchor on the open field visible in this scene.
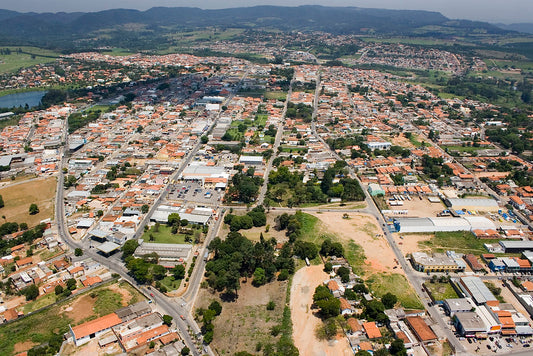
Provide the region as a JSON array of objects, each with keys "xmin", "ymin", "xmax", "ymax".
[
  {"xmin": 310, "ymin": 212, "xmax": 399, "ymax": 275},
  {"xmin": 264, "ymin": 91, "xmax": 287, "ymax": 100},
  {"xmin": 291, "ymin": 265, "xmax": 351, "ymax": 356},
  {"xmin": 197, "ymin": 279, "xmax": 289, "ymax": 355},
  {"xmin": 0, "ymin": 176, "xmax": 56, "ymax": 227},
  {"xmin": 424, "ymin": 281, "xmax": 459, "ymax": 301},
  {"xmin": 418, "ymin": 231, "xmax": 500, "ymax": 255},
  {"xmin": 141, "ymin": 224, "xmax": 190, "ymax": 244},
  {"xmin": 366, "ymin": 273, "xmax": 423, "ymax": 309},
  {"xmin": 0, "ymin": 47, "xmax": 60, "ymax": 74},
  {"xmin": 0, "ymin": 280, "xmax": 144, "ymax": 355}
]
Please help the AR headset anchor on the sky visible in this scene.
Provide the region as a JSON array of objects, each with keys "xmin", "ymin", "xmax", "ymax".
[{"xmin": 2, "ymin": 0, "xmax": 532, "ymax": 24}]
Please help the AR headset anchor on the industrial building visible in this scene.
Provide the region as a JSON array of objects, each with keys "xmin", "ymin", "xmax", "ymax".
[
  {"xmin": 134, "ymin": 241, "xmax": 192, "ymax": 266},
  {"xmin": 499, "ymin": 240, "xmax": 533, "ymax": 253},
  {"xmin": 393, "ymin": 216, "xmax": 495, "ymax": 233},
  {"xmin": 410, "ymin": 252, "xmax": 462, "ymax": 273},
  {"xmin": 458, "ymin": 276, "xmax": 499, "ymax": 307},
  {"xmin": 444, "ymin": 198, "xmax": 499, "ymax": 212}
]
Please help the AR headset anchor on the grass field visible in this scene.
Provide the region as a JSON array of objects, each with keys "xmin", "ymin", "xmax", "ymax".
[
  {"xmin": 366, "ymin": 273, "xmax": 423, "ymax": 309},
  {"xmin": 0, "ymin": 177, "xmax": 57, "ymax": 228},
  {"xmin": 264, "ymin": 91, "xmax": 287, "ymax": 101},
  {"xmin": 0, "ymin": 281, "xmax": 144, "ymax": 355},
  {"xmin": 424, "ymin": 281, "xmax": 459, "ymax": 301},
  {"xmin": 0, "ymin": 47, "xmax": 60, "ymax": 74},
  {"xmin": 161, "ymin": 275, "xmax": 182, "ymax": 291},
  {"xmin": 298, "ymin": 213, "xmax": 367, "ymax": 272},
  {"xmin": 443, "ymin": 145, "xmax": 487, "ymax": 153},
  {"xmin": 141, "ymin": 224, "xmax": 190, "ymax": 244},
  {"xmin": 419, "ymin": 231, "xmax": 499, "ymax": 255}
]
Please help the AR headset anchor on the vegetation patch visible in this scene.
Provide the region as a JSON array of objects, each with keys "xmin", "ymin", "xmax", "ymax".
[
  {"xmin": 424, "ymin": 280, "xmax": 459, "ymax": 301},
  {"xmin": 366, "ymin": 273, "xmax": 423, "ymax": 309},
  {"xmin": 419, "ymin": 231, "xmax": 499, "ymax": 255}
]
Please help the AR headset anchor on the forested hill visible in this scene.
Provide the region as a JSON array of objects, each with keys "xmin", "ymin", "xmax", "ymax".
[{"xmin": 0, "ymin": 5, "xmax": 513, "ymax": 50}]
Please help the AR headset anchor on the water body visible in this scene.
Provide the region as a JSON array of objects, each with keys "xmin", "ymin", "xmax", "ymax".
[{"xmin": 0, "ymin": 91, "xmax": 47, "ymax": 109}]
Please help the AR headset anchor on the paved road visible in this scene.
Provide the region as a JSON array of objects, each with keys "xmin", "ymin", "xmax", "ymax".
[{"xmin": 256, "ymin": 79, "xmax": 294, "ymax": 206}]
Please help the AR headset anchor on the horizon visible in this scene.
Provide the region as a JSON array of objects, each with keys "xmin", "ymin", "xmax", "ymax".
[{"xmin": 1, "ymin": 1, "xmax": 531, "ymax": 24}]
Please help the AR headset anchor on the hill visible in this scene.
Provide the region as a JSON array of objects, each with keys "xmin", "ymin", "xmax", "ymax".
[{"xmin": 0, "ymin": 6, "xmax": 515, "ymax": 50}]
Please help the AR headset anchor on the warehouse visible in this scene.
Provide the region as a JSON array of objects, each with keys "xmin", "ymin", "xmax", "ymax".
[
  {"xmin": 459, "ymin": 276, "xmax": 499, "ymax": 306},
  {"xmin": 444, "ymin": 198, "xmax": 499, "ymax": 212},
  {"xmin": 134, "ymin": 242, "xmax": 192, "ymax": 264},
  {"xmin": 500, "ymin": 241, "xmax": 533, "ymax": 253},
  {"xmin": 393, "ymin": 216, "xmax": 495, "ymax": 233}
]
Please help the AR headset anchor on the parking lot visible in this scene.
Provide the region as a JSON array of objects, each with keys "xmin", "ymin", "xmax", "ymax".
[
  {"xmin": 167, "ymin": 181, "xmax": 224, "ymax": 205},
  {"xmin": 463, "ymin": 335, "xmax": 531, "ymax": 354}
]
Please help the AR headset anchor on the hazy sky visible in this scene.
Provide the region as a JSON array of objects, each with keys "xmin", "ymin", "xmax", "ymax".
[{"xmin": 2, "ymin": 0, "xmax": 532, "ymax": 24}]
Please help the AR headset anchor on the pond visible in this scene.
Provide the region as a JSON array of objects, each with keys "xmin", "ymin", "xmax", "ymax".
[{"xmin": 0, "ymin": 90, "xmax": 47, "ymax": 109}]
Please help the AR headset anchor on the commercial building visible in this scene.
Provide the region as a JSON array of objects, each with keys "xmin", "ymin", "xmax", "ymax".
[
  {"xmin": 393, "ymin": 216, "xmax": 495, "ymax": 233},
  {"xmin": 445, "ymin": 198, "xmax": 499, "ymax": 212},
  {"xmin": 70, "ymin": 313, "xmax": 122, "ymax": 346},
  {"xmin": 459, "ymin": 276, "xmax": 499, "ymax": 307},
  {"xmin": 239, "ymin": 155, "xmax": 263, "ymax": 166},
  {"xmin": 134, "ymin": 241, "xmax": 192, "ymax": 265},
  {"xmin": 500, "ymin": 241, "xmax": 533, "ymax": 253},
  {"xmin": 443, "ymin": 298, "xmax": 473, "ymax": 316},
  {"xmin": 410, "ymin": 252, "xmax": 460, "ymax": 273}
]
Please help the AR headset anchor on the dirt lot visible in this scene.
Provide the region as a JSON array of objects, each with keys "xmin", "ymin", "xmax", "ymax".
[
  {"xmin": 107, "ymin": 283, "xmax": 133, "ymax": 306},
  {"xmin": 0, "ymin": 176, "xmax": 56, "ymax": 227},
  {"xmin": 384, "ymin": 196, "xmax": 446, "ymax": 218},
  {"xmin": 13, "ymin": 341, "xmax": 37, "ymax": 354},
  {"xmin": 198, "ymin": 279, "xmax": 289, "ymax": 355},
  {"xmin": 394, "ymin": 233, "xmax": 433, "ymax": 255},
  {"xmin": 291, "ymin": 265, "xmax": 352, "ymax": 356},
  {"xmin": 387, "ymin": 133, "xmax": 417, "ymax": 149},
  {"xmin": 62, "ymin": 294, "xmax": 96, "ymax": 323},
  {"xmin": 312, "ymin": 212, "xmax": 399, "ymax": 273}
]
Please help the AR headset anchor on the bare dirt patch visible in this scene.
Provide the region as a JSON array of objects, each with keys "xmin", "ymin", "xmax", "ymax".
[
  {"xmin": 384, "ymin": 196, "xmax": 446, "ymax": 218},
  {"xmin": 291, "ymin": 265, "xmax": 352, "ymax": 356},
  {"xmin": 388, "ymin": 133, "xmax": 417, "ymax": 149},
  {"xmin": 198, "ymin": 279, "xmax": 289, "ymax": 355},
  {"xmin": 312, "ymin": 212, "xmax": 400, "ymax": 274},
  {"xmin": 0, "ymin": 176, "xmax": 56, "ymax": 227},
  {"xmin": 394, "ymin": 233, "xmax": 433, "ymax": 255},
  {"xmin": 62, "ymin": 294, "xmax": 95, "ymax": 323},
  {"xmin": 107, "ymin": 283, "xmax": 132, "ymax": 306},
  {"xmin": 13, "ymin": 340, "xmax": 37, "ymax": 353}
]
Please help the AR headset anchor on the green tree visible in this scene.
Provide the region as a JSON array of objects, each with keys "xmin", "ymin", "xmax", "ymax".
[
  {"xmin": 172, "ymin": 264, "xmax": 186, "ymax": 279},
  {"xmin": 208, "ymin": 300, "xmax": 222, "ymax": 315},
  {"xmin": 55, "ymin": 285, "xmax": 64, "ymax": 295},
  {"xmin": 181, "ymin": 347, "xmax": 190, "ymax": 355},
  {"xmin": 141, "ymin": 204, "xmax": 149, "ymax": 214},
  {"xmin": 29, "ymin": 203, "xmax": 39, "ymax": 215},
  {"xmin": 0, "ymin": 194, "xmax": 4, "ymax": 208},
  {"xmin": 74, "ymin": 248, "xmax": 83, "ymax": 257},
  {"xmin": 253, "ymin": 267, "xmax": 267, "ymax": 286},
  {"xmin": 122, "ymin": 239, "xmax": 139, "ymax": 259},
  {"xmin": 22, "ymin": 284, "xmax": 39, "ymax": 300},
  {"xmin": 201, "ymin": 135, "xmax": 209, "ymax": 144},
  {"xmin": 66, "ymin": 278, "xmax": 77, "ymax": 290},
  {"xmin": 152, "ymin": 264, "xmax": 167, "ymax": 280},
  {"xmin": 389, "ymin": 338, "xmax": 407, "ymax": 356},
  {"xmin": 162, "ymin": 314, "xmax": 173, "ymax": 326},
  {"xmin": 381, "ymin": 292, "xmax": 398, "ymax": 309}
]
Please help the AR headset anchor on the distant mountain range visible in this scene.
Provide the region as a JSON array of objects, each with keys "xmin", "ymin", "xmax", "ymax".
[
  {"xmin": 495, "ymin": 23, "xmax": 533, "ymax": 35},
  {"xmin": 0, "ymin": 6, "xmax": 519, "ymax": 50}
]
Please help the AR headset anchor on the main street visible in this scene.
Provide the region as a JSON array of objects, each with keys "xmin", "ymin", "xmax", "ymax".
[{"xmin": 54, "ymin": 71, "xmax": 251, "ymax": 355}]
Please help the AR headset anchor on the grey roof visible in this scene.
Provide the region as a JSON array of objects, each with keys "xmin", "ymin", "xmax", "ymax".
[
  {"xmin": 460, "ymin": 276, "xmax": 497, "ymax": 305},
  {"xmin": 115, "ymin": 301, "xmax": 153, "ymax": 322},
  {"xmin": 0, "ymin": 155, "xmax": 13, "ymax": 167},
  {"xmin": 444, "ymin": 298, "xmax": 472, "ymax": 312},
  {"xmin": 90, "ymin": 229, "xmax": 109, "ymax": 239},
  {"xmin": 455, "ymin": 312, "xmax": 486, "ymax": 332},
  {"xmin": 500, "ymin": 241, "xmax": 533, "ymax": 250},
  {"xmin": 134, "ymin": 242, "xmax": 191, "ymax": 260},
  {"xmin": 96, "ymin": 241, "xmax": 121, "ymax": 254},
  {"xmin": 447, "ymin": 198, "xmax": 498, "ymax": 208}
]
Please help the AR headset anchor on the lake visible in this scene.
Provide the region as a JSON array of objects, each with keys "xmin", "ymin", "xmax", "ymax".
[{"xmin": 0, "ymin": 91, "xmax": 47, "ymax": 109}]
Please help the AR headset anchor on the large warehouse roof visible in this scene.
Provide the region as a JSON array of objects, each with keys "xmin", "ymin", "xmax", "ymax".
[
  {"xmin": 394, "ymin": 216, "xmax": 495, "ymax": 233},
  {"xmin": 446, "ymin": 198, "xmax": 499, "ymax": 209}
]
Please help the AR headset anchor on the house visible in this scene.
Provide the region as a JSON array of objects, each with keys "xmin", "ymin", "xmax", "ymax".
[
  {"xmin": 406, "ymin": 316, "xmax": 437, "ymax": 343},
  {"xmin": 70, "ymin": 313, "xmax": 122, "ymax": 346},
  {"xmin": 363, "ymin": 321, "xmax": 382, "ymax": 339},
  {"xmin": 326, "ymin": 280, "xmax": 343, "ymax": 298},
  {"xmin": 510, "ymin": 196, "xmax": 526, "ymax": 210},
  {"xmin": 339, "ymin": 298, "xmax": 352, "ymax": 315}
]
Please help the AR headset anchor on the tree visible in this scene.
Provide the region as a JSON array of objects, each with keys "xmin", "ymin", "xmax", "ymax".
[
  {"xmin": 74, "ymin": 248, "xmax": 83, "ymax": 257},
  {"xmin": 22, "ymin": 284, "xmax": 39, "ymax": 300},
  {"xmin": 141, "ymin": 204, "xmax": 149, "ymax": 214},
  {"xmin": 0, "ymin": 194, "xmax": 4, "ymax": 208},
  {"xmin": 167, "ymin": 213, "xmax": 180, "ymax": 226},
  {"xmin": 66, "ymin": 278, "xmax": 77, "ymax": 290},
  {"xmin": 29, "ymin": 203, "xmax": 39, "ymax": 215},
  {"xmin": 253, "ymin": 267, "xmax": 266, "ymax": 286},
  {"xmin": 294, "ymin": 241, "xmax": 318, "ymax": 260},
  {"xmin": 162, "ymin": 314, "xmax": 173, "ymax": 326},
  {"xmin": 55, "ymin": 285, "xmax": 64, "ymax": 295},
  {"xmin": 122, "ymin": 239, "xmax": 139, "ymax": 259},
  {"xmin": 201, "ymin": 135, "xmax": 209, "ymax": 144},
  {"xmin": 19, "ymin": 223, "xmax": 28, "ymax": 231},
  {"xmin": 337, "ymin": 266, "xmax": 350, "ymax": 283},
  {"xmin": 152, "ymin": 264, "xmax": 167, "ymax": 280},
  {"xmin": 172, "ymin": 264, "xmax": 186, "ymax": 279},
  {"xmin": 382, "ymin": 292, "xmax": 398, "ymax": 309},
  {"xmin": 324, "ymin": 262, "xmax": 333, "ymax": 273},
  {"xmin": 267, "ymin": 301, "xmax": 276, "ymax": 310},
  {"xmin": 208, "ymin": 300, "xmax": 222, "ymax": 316},
  {"xmin": 181, "ymin": 347, "xmax": 190, "ymax": 355},
  {"xmin": 389, "ymin": 338, "xmax": 407, "ymax": 356}
]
